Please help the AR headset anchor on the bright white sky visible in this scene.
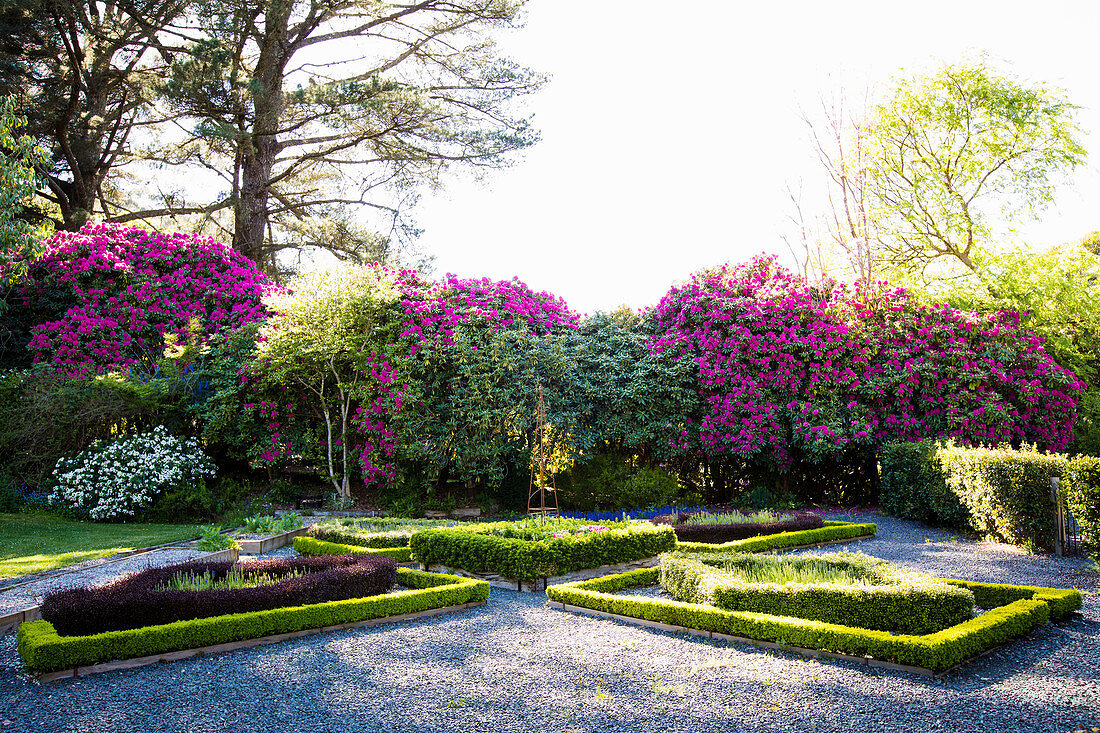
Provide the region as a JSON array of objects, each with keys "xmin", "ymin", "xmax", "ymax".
[{"xmin": 411, "ymin": 0, "xmax": 1100, "ymax": 316}]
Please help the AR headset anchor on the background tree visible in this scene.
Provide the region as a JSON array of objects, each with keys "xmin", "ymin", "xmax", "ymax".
[
  {"xmin": 0, "ymin": 0, "xmax": 188, "ymax": 231},
  {"xmin": 145, "ymin": 0, "xmax": 542, "ymax": 273},
  {"xmin": 860, "ymin": 57, "xmax": 1085, "ymax": 280}
]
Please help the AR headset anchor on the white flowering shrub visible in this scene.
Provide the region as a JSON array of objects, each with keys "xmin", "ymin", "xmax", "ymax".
[{"xmin": 51, "ymin": 426, "xmax": 217, "ymax": 521}]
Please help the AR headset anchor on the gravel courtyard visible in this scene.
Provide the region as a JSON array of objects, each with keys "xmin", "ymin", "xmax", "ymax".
[{"xmin": 0, "ymin": 513, "xmax": 1096, "ymax": 733}]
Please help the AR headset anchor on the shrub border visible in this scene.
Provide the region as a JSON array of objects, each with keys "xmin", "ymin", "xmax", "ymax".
[
  {"xmin": 293, "ymin": 536, "xmax": 414, "ymax": 564},
  {"xmin": 18, "ymin": 568, "xmax": 488, "ymax": 679},
  {"xmin": 675, "ymin": 521, "xmax": 878, "ymax": 554},
  {"xmin": 544, "ymin": 569, "xmax": 1080, "ymax": 677}
]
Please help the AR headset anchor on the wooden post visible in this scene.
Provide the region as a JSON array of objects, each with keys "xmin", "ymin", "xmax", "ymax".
[{"xmin": 1051, "ymin": 478, "xmax": 1065, "ymax": 557}]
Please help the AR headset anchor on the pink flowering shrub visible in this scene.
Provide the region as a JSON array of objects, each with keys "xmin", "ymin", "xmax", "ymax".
[
  {"xmin": 15, "ymin": 223, "xmax": 273, "ymax": 374},
  {"xmin": 651, "ymin": 256, "xmax": 1082, "ymax": 474}
]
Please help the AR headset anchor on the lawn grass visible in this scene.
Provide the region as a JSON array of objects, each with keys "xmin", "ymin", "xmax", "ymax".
[{"xmin": 0, "ymin": 513, "xmax": 201, "ymax": 579}]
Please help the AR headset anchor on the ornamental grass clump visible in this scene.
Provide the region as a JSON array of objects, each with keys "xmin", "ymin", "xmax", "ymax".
[
  {"xmin": 659, "ymin": 550, "xmax": 974, "ymax": 635},
  {"xmin": 39, "ymin": 554, "xmax": 397, "ymax": 637},
  {"xmin": 50, "ymin": 426, "xmax": 216, "ymax": 521}
]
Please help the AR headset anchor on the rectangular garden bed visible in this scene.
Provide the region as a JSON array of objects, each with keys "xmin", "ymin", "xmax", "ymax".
[
  {"xmin": 18, "ymin": 566, "xmax": 489, "ymax": 680},
  {"xmin": 235, "ymin": 527, "xmax": 309, "ymax": 555},
  {"xmin": 544, "ymin": 568, "xmax": 1081, "ymax": 677}
]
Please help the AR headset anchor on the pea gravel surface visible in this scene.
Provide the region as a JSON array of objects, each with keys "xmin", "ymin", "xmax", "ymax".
[{"xmin": 0, "ymin": 512, "xmax": 1097, "ymax": 733}]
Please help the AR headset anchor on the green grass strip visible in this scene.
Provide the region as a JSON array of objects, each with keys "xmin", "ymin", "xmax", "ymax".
[
  {"xmin": 18, "ymin": 568, "xmax": 488, "ymax": 673},
  {"xmin": 0, "ymin": 513, "xmax": 201, "ymax": 579}
]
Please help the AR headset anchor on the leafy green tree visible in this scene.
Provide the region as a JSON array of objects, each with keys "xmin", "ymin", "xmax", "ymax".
[
  {"xmin": 250, "ymin": 267, "xmax": 407, "ymax": 497},
  {"xmin": 0, "ymin": 96, "xmax": 48, "ymax": 255},
  {"xmin": 935, "ymin": 240, "xmax": 1100, "ymax": 455},
  {"xmin": 150, "ymin": 0, "xmax": 542, "ymax": 272},
  {"xmin": 0, "ymin": 0, "xmax": 187, "ymax": 231},
  {"xmin": 861, "ymin": 57, "xmax": 1086, "ymax": 277}
]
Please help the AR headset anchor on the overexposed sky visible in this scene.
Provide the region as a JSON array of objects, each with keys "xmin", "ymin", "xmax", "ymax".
[{"xmin": 411, "ymin": 0, "xmax": 1100, "ymax": 315}]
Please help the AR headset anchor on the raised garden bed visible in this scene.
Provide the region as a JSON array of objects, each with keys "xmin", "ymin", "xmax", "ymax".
[
  {"xmin": 235, "ymin": 527, "xmax": 309, "ymax": 555},
  {"xmin": 408, "ymin": 519, "xmax": 678, "ymax": 589},
  {"xmin": 545, "ymin": 563, "xmax": 1081, "ymax": 677},
  {"xmin": 18, "ymin": 561, "xmax": 489, "ymax": 678},
  {"xmin": 652, "ymin": 509, "xmax": 824, "ymax": 544}
]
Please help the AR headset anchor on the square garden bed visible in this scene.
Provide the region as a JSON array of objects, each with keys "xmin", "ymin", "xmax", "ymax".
[{"xmin": 545, "ymin": 551, "xmax": 1081, "ymax": 676}]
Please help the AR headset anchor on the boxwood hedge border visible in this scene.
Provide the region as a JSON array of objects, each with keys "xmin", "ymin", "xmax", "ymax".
[
  {"xmin": 293, "ymin": 536, "xmax": 414, "ymax": 563},
  {"xmin": 18, "ymin": 568, "xmax": 489, "ymax": 677},
  {"xmin": 544, "ymin": 570, "xmax": 1080, "ymax": 676}
]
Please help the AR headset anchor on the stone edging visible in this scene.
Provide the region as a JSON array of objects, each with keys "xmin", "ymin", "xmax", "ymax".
[{"xmin": 33, "ymin": 600, "xmax": 487, "ymax": 683}]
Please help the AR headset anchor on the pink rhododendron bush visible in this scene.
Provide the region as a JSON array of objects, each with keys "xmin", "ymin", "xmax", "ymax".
[
  {"xmin": 12, "ymin": 223, "xmax": 273, "ymax": 374},
  {"xmin": 651, "ymin": 257, "xmax": 1082, "ymax": 473}
]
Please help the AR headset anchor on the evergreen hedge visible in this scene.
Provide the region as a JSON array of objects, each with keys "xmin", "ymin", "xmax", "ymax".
[{"xmin": 545, "ymin": 568, "xmax": 1079, "ymax": 673}]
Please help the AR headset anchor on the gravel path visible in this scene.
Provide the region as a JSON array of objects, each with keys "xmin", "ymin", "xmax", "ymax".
[{"xmin": 0, "ymin": 513, "xmax": 1097, "ymax": 733}]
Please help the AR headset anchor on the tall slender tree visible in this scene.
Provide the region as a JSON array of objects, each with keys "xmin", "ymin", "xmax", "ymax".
[
  {"xmin": 142, "ymin": 0, "xmax": 542, "ymax": 272},
  {"xmin": 0, "ymin": 0, "xmax": 188, "ymax": 231}
]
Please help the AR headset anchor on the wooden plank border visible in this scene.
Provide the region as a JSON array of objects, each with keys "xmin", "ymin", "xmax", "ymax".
[{"xmin": 34, "ymin": 600, "xmax": 486, "ymax": 684}]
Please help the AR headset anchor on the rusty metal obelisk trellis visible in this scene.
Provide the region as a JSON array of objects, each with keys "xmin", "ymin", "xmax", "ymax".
[{"xmin": 527, "ymin": 384, "xmax": 559, "ymax": 517}]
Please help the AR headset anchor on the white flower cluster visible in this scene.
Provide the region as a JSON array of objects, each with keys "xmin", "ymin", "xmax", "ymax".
[{"xmin": 51, "ymin": 426, "xmax": 216, "ymax": 521}]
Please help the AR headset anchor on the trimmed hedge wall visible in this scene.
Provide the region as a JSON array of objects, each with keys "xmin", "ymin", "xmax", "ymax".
[
  {"xmin": 408, "ymin": 521, "xmax": 677, "ymax": 581},
  {"xmin": 880, "ymin": 441, "xmax": 1068, "ymax": 549},
  {"xmin": 676, "ymin": 522, "xmax": 877, "ymax": 554},
  {"xmin": 1061, "ymin": 457, "xmax": 1100, "ymax": 548},
  {"xmin": 545, "ymin": 568, "xmax": 1075, "ymax": 673},
  {"xmin": 653, "ymin": 511, "xmax": 824, "ymax": 544},
  {"xmin": 659, "ymin": 551, "xmax": 974, "ymax": 635},
  {"xmin": 18, "ymin": 568, "xmax": 489, "ymax": 673},
  {"xmin": 293, "ymin": 536, "xmax": 414, "ymax": 563}
]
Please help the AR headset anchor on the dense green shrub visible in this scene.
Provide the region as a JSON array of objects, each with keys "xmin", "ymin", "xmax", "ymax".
[
  {"xmin": 408, "ymin": 519, "xmax": 677, "ymax": 580},
  {"xmin": 880, "ymin": 441, "xmax": 968, "ymax": 526},
  {"xmin": 559, "ymin": 453, "xmax": 680, "ymax": 511},
  {"xmin": 880, "ymin": 441, "xmax": 1065, "ymax": 549},
  {"xmin": 1059, "ymin": 456, "xmax": 1100, "ymax": 548},
  {"xmin": 545, "ymin": 568, "xmax": 1071, "ymax": 673},
  {"xmin": 659, "ymin": 551, "xmax": 974, "ymax": 635},
  {"xmin": 940, "ymin": 443, "xmax": 1064, "ymax": 549},
  {"xmin": 18, "ymin": 568, "xmax": 489, "ymax": 673}
]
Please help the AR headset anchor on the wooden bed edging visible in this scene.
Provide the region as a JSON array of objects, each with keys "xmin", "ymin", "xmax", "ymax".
[
  {"xmin": 33, "ymin": 600, "xmax": 487, "ymax": 684},
  {"xmin": 545, "ymin": 600, "xmax": 1017, "ymax": 680}
]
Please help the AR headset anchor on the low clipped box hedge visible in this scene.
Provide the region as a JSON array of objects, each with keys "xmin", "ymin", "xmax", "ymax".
[
  {"xmin": 546, "ymin": 568, "xmax": 1081, "ymax": 674},
  {"xmin": 408, "ymin": 519, "xmax": 677, "ymax": 581},
  {"xmin": 18, "ymin": 567, "xmax": 489, "ymax": 674},
  {"xmin": 675, "ymin": 521, "xmax": 877, "ymax": 554},
  {"xmin": 294, "ymin": 536, "xmax": 414, "ymax": 563},
  {"xmin": 653, "ymin": 511, "xmax": 824, "ymax": 544},
  {"xmin": 659, "ymin": 551, "xmax": 974, "ymax": 635}
]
